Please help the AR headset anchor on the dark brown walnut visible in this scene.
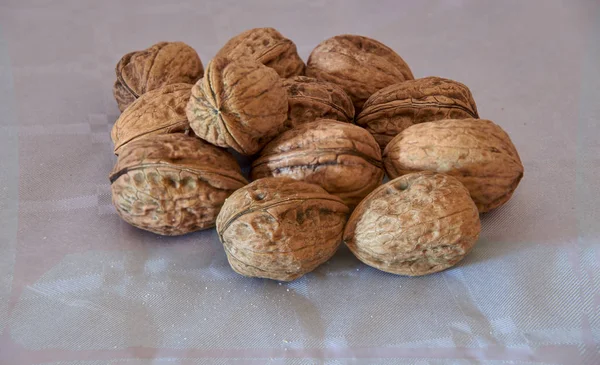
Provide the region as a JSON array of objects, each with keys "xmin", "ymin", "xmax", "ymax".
[
  {"xmin": 110, "ymin": 134, "xmax": 248, "ymax": 236},
  {"xmin": 357, "ymin": 77, "xmax": 479, "ymax": 149},
  {"xmin": 215, "ymin": 28, "xmax": 305, "ymax": 78},
  {"xmin": 344, "ymin": 171, "xmax": 481, "ymax": 276},
  {"xmin": 186, "ymin": 57, "xmax": 288, "ymax": 155},
  {"xmin": 306, "ymin": 35, "xmax": 414, "ymax": 114},
  {"xmin": 251, "ymin": 120, "xmax": 384, "ymax": 209},
  {"xmin": 111, "ymin": 83, "xmax": 192, "ymax": 155},
  {"xmin": 282, "ymin": 76, "xmax": 355, "ymax": 130},
  {"xmin": 383, "ymin": 119, "xmax": 524, "ymax": 213},
  {"xmin": 216, "ymin": 177, "xmax": 349, "ymax": 281},
  {"xmin": 113, "ymin": 42, "xmax": 203, "ymax": 112}
]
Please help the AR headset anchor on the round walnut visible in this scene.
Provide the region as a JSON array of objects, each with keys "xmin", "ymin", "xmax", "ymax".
[
  {"xmin": 215, "ymin": 27, "xmax": 305, "ymax": 78},
  {"xmin": 251, "ymin": 120, "xmax": 384, "ymax": 209},
  {"xmin": 383, "ymin": 119, "xmax": 524, "ymax": 213},
  {"xmin": 110, "ymin": 134, "xmax": 248, "ymax": 236},
  {"xmin": 357, "ymin": 77, "xmax": 479, "ymax": 149},
  {"xmin": 344, "ymin": 172, "xmax": 481, "ymax": 276},
  {"xmin": 282, "ymin": 76, "xmax": 355, "ymax": 130},
  {"xmin": 306, "ymin": 35, "xmax": 414, "ymax": 113},
  {"xmin": 111, "ymin": 83, "xmax": 192, "ymax": 155},
  {"xmin": 186, "ymin": 57, "xmax": 288, "ymax": 155},
  {"xmin": 113, "ymin": 41, "xmax": 203, "ymax": 112},
  {"xmin": 216, "ymin": 177, "xmax": 349, "ymax": 281}
]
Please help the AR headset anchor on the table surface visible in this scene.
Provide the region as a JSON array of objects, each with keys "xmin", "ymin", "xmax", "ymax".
[{"xmin": 1, "ymin": 1, "xmax": 599, "ymax": 364}]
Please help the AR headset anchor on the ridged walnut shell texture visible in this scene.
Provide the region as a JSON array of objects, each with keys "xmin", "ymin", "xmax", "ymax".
[
  {"xmin": 113, "ymin": 42, "xmax": 203, "ymax": 112},
  {"xmin": 186, "ymin": 57, "xmax": 288, "ymax": 155},
  {"xmin": 282, "ymin": 76, "xmax": 355, "ymax": 130},
  {"xmin": 357, "ymin": 77, "xmax": 479, "ymax": 149},
  {"xmin": 111, "ymin": 83, "xmax": 192, "ymax": 155},
  {"xmin": 307, "ymin": 35, "xmax": 414, "ymax": 114},
  {"xmin": 216, "ymin": 177, "xmax": 349, "ymax": 281},
  {"xmin": 383, "ymin": 119, "xmax": 524, "ymax": 213},
  {"xmin": 215, "ymin": 28, "xmax": 305, "ymax": 78},
  {"xmin": 344, "ymin": 172, "xmax": 481, "ymax": 276},
  {"xmin": 251, "ymin": 120, "xmax": 384, "ymax": 209},
  {"xmin": 110, "ymin": 134, "xmax": 248, "ymax": 236}
]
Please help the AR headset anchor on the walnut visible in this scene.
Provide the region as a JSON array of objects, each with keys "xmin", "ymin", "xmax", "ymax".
[
  {"xmin": 343, "ymin": 171, "xmax": 481, "ymax": 276},
  {"xmin": 282, "ymin": 76, "xmax": 355, "ymax": 130},
  {"xmin": 186, "ymin": 57, "xmax": 288, "ymax": 155},
  {"xmin": 215, "ymin": 28, "xmax": 305, "ymax": 78},
  {"xmin": 383, "ymin": 119, "xmax": 524, "ymax": 213},
  {"xmin": 357, "ymin": 77, "xmax": 479, "ymax": 149},
  {"xmin": 111, "ymin": 83, "xmax": 192, "ymax": 155},
  {"xmin": 110, "ymin": 134, "xmax": 247, "ymax": 236},
  {"xmin": 113, "ymin": 42, "xmax": 203, "ymax": 112},
  {"xmin": 306, "ymin": 35, "xmax": 414, "ymax": 113},
  {"xmin": 251, "ymin": 120, "xmax": 384, "ymax": 209},
  {"xmin": 216, "ymin": 177, "xmax": 349, "ymax": 281}
]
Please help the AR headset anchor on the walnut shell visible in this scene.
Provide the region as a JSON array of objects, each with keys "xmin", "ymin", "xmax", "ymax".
[
  {"xmin": 282, "ymin": 76, "xmax": 355, "ymax": 130},
  {"xmin": 357, "ymin": 77, "xmax": 479, "ymax": 149},
  {"xmin": 306, "ymin": 35, "xmax": 414, "ymax": 114},
  {"xmin": 251, "ymin": 120, "xmax": 384, "ymax": 209},
  {"xmin": 110, "ymin": 134, "xmax": 248, "ymax": 236},
  {"xmin": 383, "ymin": 119, "xmax": 524, "ymax": 213},
  {"xmin": 215, "ymin": 28, "xmax": 305, "ymax": 78},
  {"xmin": 216, "ymin": 177, "xmax": 349, "ymax": 281},
  {"xmin": 343, "ymin": 171, "xmax": 481, "ymax": 276},
  {"xmin": 113, "ymin": 42, "xmax": 203, "ymax": 112},
  {"xmin": 111, "ymin": 83, "xmax": 192, "ymax": 155},
  {"xmin": 186, "ymin": 57, "xmax": 288, "ymax": 155}
]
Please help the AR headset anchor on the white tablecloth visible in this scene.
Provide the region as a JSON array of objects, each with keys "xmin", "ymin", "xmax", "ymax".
[{"xmin": 1, "ymin": 1, "xmax": 599, "ymax": 364}]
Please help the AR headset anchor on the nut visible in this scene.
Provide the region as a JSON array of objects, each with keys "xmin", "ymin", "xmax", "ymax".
[
  {"xmin": 357, "ymin": 77, "xmax": 479, "ymax": 149},
  {"xmin": 215, "ymin": 27, "xmax": 305, "ymax": 78},
  {"xmin": 343, "ymin": 171, "xmax": 481, "ymax": 276},
  {"xmin": 186, "ymin": 57, "xmax": 288, "ymax": 155},
  {"xmin": 251, "ymin": 119, "xmax": 384, "ymax": 209},
  {"xmin": 113, "ymin": 41, "xmax": 203, "ymax": 112},
  {"xmin": 216, "ymin": 177, "xmax": 349, "ymax": 281},
  {"xmin": 110, "ymin": 134, "xmax": 248, "ymax": 236},
  {"xmin": 383, "ymin": 119, "xmax": 524, "ymax": 213},
  {"xmin": 306, "ymin": 34, "xmax": 414, "ymax": 113},
  {"xmin": 283, "ymin": 76, "xmax": 355, "ymax": 129},
  {"xmin": 111, "ymin": 83, "xmax": 192, "ymax": 155}
]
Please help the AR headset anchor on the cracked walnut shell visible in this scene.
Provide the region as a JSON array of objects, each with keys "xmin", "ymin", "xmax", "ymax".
[
  {"xmin": 383, "ymin": 119, "xmax": 524, "ymax": 213},
  {"xmin": 186, "ymin": 57, "xmax": 288, "ymax": 155},
  {"xmin": 282, "ymin": 76, "xmax": 355, "ymax": 130},
  {"xmin": 110, "ymin": 134, "xmax": 247, "ymax": 236},
  {"xmin": 357, "ymin": 77, "xmax": 479, "ymax": 149},
  {"xmin": 215, "ymin": 27, "xmax": 305, "ymax": 78},
  {"xmin": 113, "ymin": 41, "xmax": 203, "ymax": 112},
  {"xmin": 343, "ymin": 171, "xmax": 481, "ymax": 276},
  {"xmin": 216, "ymin": 177, "xmax": 349, "ymax": 281},
  {"xmin": 251, "ymin": 120, "xmax": 384, "ymax": 209},
  {"xmin": 307, "ymin": 34, "xmax": 414, "ymax": 113},
  {"xmin": 111, "ymin": 83, "xmax": 192, "ymax": 155}
]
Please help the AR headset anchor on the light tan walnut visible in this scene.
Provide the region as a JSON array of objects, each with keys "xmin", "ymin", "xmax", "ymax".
[
  {"xmin": 383, "ymin": 119, "xmax": 524, "ymax": 213},
  {"xmin": 282, "ymin": 76, "xmax": 354, "ymax": 130},
  {"xmin": 113, "ymin": 42, "xmax": 203, "ymax": 112},
  {"xmin": 215, "ymin": 27, "xmax": 305, "ymax": 78},
  {"xmin": 307, "ymin": 34, "xmax": 414, "ymax": 113},
  {"xmin": 251, "ymin": 119, "xmax": 384, "ymax": 209},
  {"xmin": 186, "ymin": 57, "xmax": 288, "ymax": 155},
  {"xmin": 357, "ymin": 77, "xmax": 479, "ymax": 149},
  {"xmin": 216, "ymin": 177, "xmax": 349, "ymax": 281},
  {"xmin": 111, "ymin": 83, "xmax": 193, "ymax": 155},
  {"xmin": 110, "ymin": 134, "xmax": 247, "ymax": 236},
  {"xmin": 344, "ymin": 172, "xmax": 481, "ymax": 276}
]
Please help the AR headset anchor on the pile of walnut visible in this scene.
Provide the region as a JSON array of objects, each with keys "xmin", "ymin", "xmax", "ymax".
[{"xmin": 109, "ymin": 28, "xmax": 524, "ymax": 281}]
